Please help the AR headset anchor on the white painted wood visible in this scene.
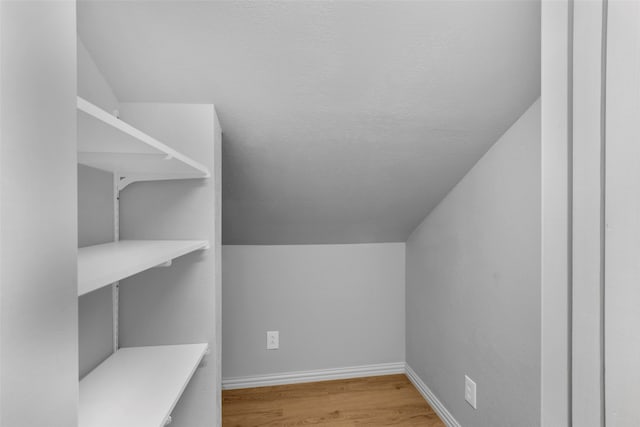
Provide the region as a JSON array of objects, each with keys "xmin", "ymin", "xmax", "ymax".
[
  {"xmin": 572, "ymin": 1, "xmax": 605, "ymax": 425},
  {"xmin": 541, "ymin": 1, "xmax": 571, "ymax": 425},
  {"xmin": 79, "ymin": 344, "xmax": 208, "ymax": 427},
  {"xmin": 222, "ymin": 362, "xmax": 406, "ymax": 390},
  {"xmin": 1, "ymin": 5, "xmax": 4, "ymax": 419},
  {"xmin": 213, "ymin": 111, "xmax": 223, "ymax": 424},
  {"xmin": 78, "ymin": 240, "xmax": 208, "ymax": 296},
  {"xmin": 77, "ymin": 97, "xmax": 210, "ymax": 182},
  {"xmin": 605, "ymin": 1, "xmax": 640, "ymax": 424}
]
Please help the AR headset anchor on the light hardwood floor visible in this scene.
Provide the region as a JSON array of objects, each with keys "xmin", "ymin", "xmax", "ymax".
[{"xmin": 222, "ymin": 374, "xmax": 446, "ymax": 426}]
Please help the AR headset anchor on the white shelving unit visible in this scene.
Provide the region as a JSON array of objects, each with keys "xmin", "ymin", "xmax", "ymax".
[
  {"xmin": 79, "ymin": 344, "xmax": 208, "ymax": 427},
  {"xmin": 77, "ymin": 97, "xmax": 210, "ymax": 190},
  {"xmin": 77, "ymin": 95, "xmax": 217, "ymax": 425},
  {"xmin": 78, "ymin": 240, "xmax": 209, "ymax": 296}
]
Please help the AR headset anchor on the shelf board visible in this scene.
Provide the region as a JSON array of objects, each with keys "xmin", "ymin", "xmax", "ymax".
[
  {"xmin": 77, "ymin": 97, "xmax": 210, "ymax": 186},
  {"xmin": 79, "ymin": 344, "xmax": 208, "ymax": 427},
  {"xmin": 78, "ymin": 240, "xmax": 208, "ymax": 296}
]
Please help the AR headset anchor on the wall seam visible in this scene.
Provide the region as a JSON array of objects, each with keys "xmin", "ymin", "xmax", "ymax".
[
  {"xmin": 567, "ymin": 0, "xmax": 575, "ymax": 425},
  {"xmin": 599, "ymin": 0, "xmax": 608, "ymax": 425}
]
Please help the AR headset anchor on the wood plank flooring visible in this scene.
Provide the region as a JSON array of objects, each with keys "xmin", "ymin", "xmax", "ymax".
[{"xmin": 222, "ymin": 374, "xmax": 446, "ymax": 426}]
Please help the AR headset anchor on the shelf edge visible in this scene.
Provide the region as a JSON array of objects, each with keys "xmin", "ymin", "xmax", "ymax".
[{"xmin": 77, "ymin": 97, "xmax": 211, "ymax": 179}]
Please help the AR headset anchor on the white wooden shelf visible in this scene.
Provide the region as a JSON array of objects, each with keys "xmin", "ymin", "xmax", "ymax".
[
  {"xmin": 77, "ymin": 97, "xmax": 210, "ymax": 189},
  {"xmin": 79, "ymin": 343, "xmax": 208, "ymax": 427},
  {"xmin": 78, "ymin": 240, "xmax": 208, "ymax": 296}
]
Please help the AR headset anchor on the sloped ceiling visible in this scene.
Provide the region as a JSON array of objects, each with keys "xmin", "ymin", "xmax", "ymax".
[{"xmin": 77, "ymin": 0, "xmax": 540, "ymax": 244}]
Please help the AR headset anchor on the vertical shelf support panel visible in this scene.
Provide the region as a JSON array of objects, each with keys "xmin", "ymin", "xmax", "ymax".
[
  {"xmin": 112, "ymin": 173, "xmax": 120, "ymax": 353},
  {"xmin": 115, "ymin": 102, "xmax": 220, "ymax": 426}
]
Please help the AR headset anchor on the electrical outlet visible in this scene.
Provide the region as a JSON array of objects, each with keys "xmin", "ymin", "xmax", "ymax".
[
  {"xmin": 267, "ymin": 331, "xmax": 279, "ymax": 350},
  {"xmin": 465, "ymin": 375, "xmax": 477, "ymax": 409}
]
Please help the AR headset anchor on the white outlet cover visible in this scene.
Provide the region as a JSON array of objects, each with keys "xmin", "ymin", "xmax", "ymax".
[
  {"xmin": 465, "ymin": 375, "xmax": 477, "ymax": 409},
  {"xmin": 267, "ymin": 331, "xmax": 279, "ymax": 350}
]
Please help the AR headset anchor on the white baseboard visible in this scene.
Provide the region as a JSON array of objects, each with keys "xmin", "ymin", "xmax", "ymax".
[
  {"xmin": 405, "ymin": 363, "xmax": 461, "ymax": 427},
  {"xmin": 222, "ymin": 361, "xmax": 406, "ymax": 390}
]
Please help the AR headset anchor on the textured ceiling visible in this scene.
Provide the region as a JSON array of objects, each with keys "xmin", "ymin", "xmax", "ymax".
[{"xmin": 78, "ymin": 0, "xmax": 540, "ymax": 245}]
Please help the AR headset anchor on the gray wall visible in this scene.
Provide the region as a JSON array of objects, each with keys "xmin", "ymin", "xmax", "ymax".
[
  {"xmin": 78, "ymin": 38, "xmax": 118, "ymax": 113},
  {"xmin": 78, "ymin": 165, "xmax": 114, "ymax": 378},
  {"xmin": 222, "ymin": 243, "xmax": 405, "ymax": 379},
  {"xmin": 0, "ymin": 2, "xmax": 78, "ymax": 425},
  {"xmin": 77, "ymin": 37, "xmax": 120, "ymax": 379},
  {"xmin": 78, "ymin": 165, "xmax": 113, "ymax": 248},
  {"xmin": 406, "ymin": 100, "xmax": 540, "ymax": 427}
]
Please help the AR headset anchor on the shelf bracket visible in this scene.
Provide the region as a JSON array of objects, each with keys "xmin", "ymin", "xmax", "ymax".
[
  {"xmin": 117, "ymin": 173, "xmax": 209, "ymax": 192},
  {"xmin": 113, "ymin": 173, "xmax": 121, "ymax": 354},
  {"xmin": 154, "ymin": 260, "xmax": 173, "ymax": 268},
  {"xmin": 118, "ymin": 176, "xmax": 136, "ymax": 191},
  {"xmin": 198, "ymin": 345, "xmax": 211, "ymax": 369}
]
